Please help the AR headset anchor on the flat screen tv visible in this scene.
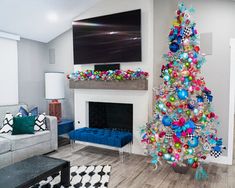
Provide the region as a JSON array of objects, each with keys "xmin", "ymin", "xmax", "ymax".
[{"xmin": 73, "ymin": 9, "xmax": 141, "ymax": 65}]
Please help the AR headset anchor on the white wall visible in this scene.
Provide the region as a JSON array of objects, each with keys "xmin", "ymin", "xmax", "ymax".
[
  {"xmin": 74, "ymin": 0, "xmax": 154, "ymax": 120},
  {"xmin": 0, "ymin": 37, "xmax": 18, "ymax": 105},
  {"xmin": 72, "ymin": 0, "xmax": 154, "ymax": 155},
  {"xmin": 154, "ymin": 0, "xmax": 235, "ymax": 159}
]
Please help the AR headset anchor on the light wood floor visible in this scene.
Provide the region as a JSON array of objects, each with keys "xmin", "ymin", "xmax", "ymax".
[{"xmin": 48, "ymin": 144, "xmax": 235, "ymax": 188}]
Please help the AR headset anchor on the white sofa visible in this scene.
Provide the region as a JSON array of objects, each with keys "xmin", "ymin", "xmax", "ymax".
[{"xmin": 0, "ymin": 104, "xmax": 58, "ymax": 168}]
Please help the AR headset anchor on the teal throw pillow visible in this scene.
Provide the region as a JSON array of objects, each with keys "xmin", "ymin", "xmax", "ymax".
[{"xmin": 12, "ymin": 116, "xmax": 35, "ymax": 135}]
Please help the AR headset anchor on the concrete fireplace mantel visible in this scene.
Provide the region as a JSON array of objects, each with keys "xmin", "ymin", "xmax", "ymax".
[{"xmin": 69, "ymin": 79, "xmax": 148, "ymax": 90}]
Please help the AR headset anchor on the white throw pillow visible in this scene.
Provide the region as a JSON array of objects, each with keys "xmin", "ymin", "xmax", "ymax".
[
  {"xmin": 34, "ymin": 113, "xmax": 47, "ymax": 131},
  {"xmin": 0, "ymin": 113, "xmax": 13, "ymax": 133}
]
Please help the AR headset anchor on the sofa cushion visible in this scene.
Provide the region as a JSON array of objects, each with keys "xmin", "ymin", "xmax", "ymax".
[
  {"xmin": 0, "ymin": 137, "xmax": 11, "ymax": 154},
  {"xmin": 0, "ymin": 152, "xmax": 12, "ymax": 169},
  {"xmin": 0, "ymin": 131, "xmax": 50, "ymax": 150}
]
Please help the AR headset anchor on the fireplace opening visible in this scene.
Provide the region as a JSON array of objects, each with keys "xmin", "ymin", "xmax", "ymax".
[{"xmin": 88, "ymin": 102, "xmax": 133, "ymax": 132}]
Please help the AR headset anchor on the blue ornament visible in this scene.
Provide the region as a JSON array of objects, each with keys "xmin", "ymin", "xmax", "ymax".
[
  {"xmin": 188, "ymin": 104, "xmax": 194, "ymax": 110},
  {"xmin": 197, "ymin": 96, "xmax": 204, "ymax": 103},
  {"xmin": 207, "ymin": 94, "xmax": 213, "ymax": 102},
  {"xmin": 184, "ymin": 120, "xmax": 195, "ymax": 129},
  {"xmin": 162, "ymin": 116, "xmax": 172, "ymax": 126},
  {"xmin": 213, "ymin": 146, "xmax": 221, "ymax": 152},
  {"xmin": 177, "ymin": 36, "xmax": 182, "ymax": 44},
  {"xmin": 188, "ymin": 137, "xmax": 199, "ymax": 148},
  {"xmin": 177, "ymin": 89, "xmax": 188, "ymax": 100},
  {"xmin": 169, "ymin": 42, "xmax": 180, "ymax": 53}
]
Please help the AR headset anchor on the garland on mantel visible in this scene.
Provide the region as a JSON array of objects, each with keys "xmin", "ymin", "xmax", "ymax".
[{"xmin": 67, "ymin": 69, "xmax": 149, "ymax": 81}]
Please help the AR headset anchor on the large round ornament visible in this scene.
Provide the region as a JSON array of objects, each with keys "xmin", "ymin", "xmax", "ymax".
[
  {"xmin": 188, "ymin": 137, "xmax": 199, "ymax": 148},
  {"xmin": 162, "ymin": 116, "xmax": 172, "ymax": 126},
  {"xmin": 169, "ymin": 42, "xmax": 180, "ymax": 53},
  {"xmin": 169, "ymin": 96, "xmax": 176, "ymax": 102},
  {"xmin": 177, "ymin": 89, "xmax": 188, "ymax": 100},
  {"xmin": 163, "ymin": 153, "xmax": 171, "ymax": 161},
  {"xmin": 187, "ymin": 158, "xmax": 194, "ymax": 165}
]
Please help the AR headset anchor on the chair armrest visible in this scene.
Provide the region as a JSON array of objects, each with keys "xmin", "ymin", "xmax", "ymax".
[{"xmin": 46, "ymin": 116, "xmax": 58, "ymax": 150}]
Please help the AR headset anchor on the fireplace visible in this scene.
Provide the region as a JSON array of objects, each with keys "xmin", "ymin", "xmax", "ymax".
[{"xmin": 88, "ymin": 102, "xmax": 133, "ymax": 132}]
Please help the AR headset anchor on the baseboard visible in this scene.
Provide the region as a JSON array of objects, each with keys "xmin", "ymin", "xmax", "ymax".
[{"xmin": 204, "ymin": 155, "xmax": 232, "ymax": 165}]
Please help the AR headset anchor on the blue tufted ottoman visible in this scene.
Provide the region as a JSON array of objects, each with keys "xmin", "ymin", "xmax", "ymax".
[{"xmin": 69, "ymin": 128, "xmax": 133, "ymax": 161}]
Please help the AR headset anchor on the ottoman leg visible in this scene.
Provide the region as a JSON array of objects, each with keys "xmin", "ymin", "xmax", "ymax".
[
  {"xmin": 119, "ymin": 147, "xmax": 124, "ymax": 163},
  {"xmin": 70, "ymin": 140, "xmax": 75, "ymax": 152}
]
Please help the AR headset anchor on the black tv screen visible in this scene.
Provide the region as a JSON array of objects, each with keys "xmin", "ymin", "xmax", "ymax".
[{"xmin": 73, "ymin": 9, "xmax": 141, "ymax": 64}]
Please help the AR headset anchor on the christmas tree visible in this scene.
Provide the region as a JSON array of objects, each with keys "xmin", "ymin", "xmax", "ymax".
[{"xmin": 141, "ymin": 3, "xmax": 225, "ymax": 179}]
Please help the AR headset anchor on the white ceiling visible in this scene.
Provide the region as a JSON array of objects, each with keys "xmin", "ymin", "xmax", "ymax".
[{"xmin": 0, "ymin": 0, "xmax": 101, "ymax": 43}]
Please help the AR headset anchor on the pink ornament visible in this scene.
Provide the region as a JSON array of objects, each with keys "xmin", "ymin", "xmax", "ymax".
[
  {"xmin": 175, "ymin": 153, "xmax": 180, "ymax": 160},
  {"xmin": 172, "ymin": 162, "xmax": 177, "ymax": 167},
  {"xmin": 193, "ymin": 59, "xmax": 197, "ymax": 64},
  {"xmin": 181, "ymin": 131, "xmax": 187, "ymax": 137}
]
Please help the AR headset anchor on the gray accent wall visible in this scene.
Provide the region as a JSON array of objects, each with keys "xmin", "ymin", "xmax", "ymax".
[
  {"xmin": 18, "ymin": 34, "xmax": 74, "ymax": 119},
  {"xmin": 18, "ymin": 38, "xmax": 48, "ymax": 113},
  {"xmin": 46, "ymin": 30, "xmax": 74, "ymax": 119}
]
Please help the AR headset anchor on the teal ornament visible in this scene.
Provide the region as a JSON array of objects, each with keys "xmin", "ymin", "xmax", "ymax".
[
  {"xmin": 169, "ymin": 42, "xmax": 180, "ymax": 53},
  {"xmin": 188, "ymin": 158, "xmax": 194, "ymax": 165},
  {"xmin": 177, "ymin": 108, "xmax": 183, "ymax": 114},
  {"xmin": 162, "ymin": 116, "xmax": 172, "ymax": 126},
  {"xmin": 188, "ymin": 137, "xmax": 199, "ymax": 148},
  {"xmin": 188, "ymin": 148, "xmax": 194, "ymax": 155},
  {"xmin": 188, "ymin": 58, "xmax": 193, "ymax": 62},
  {"xmin": 194, "ymin": 109, "xmax": 199, "ymax": 115},
  {"xmin": 182, "ymin": 53, "xmax": 188, "ymax": 59},
  {"xmin": 151, "ymin": 158, "xmax": 158, "ymax": 165},
  {"xmin": 170, "ymin": 156, "xmax": 175, "ymax": 162},
  {"xmin": 164, "ymin": 75, "xmax": 170, "ymax": 81},
  {"xmin": 196, "ymin": 64, "xmax": 201, "ymax": 69},
  {"xmin": 177, "ymin": 89, "xmax": 188, "ymax": 100},
  {"xmin": 158, "ymin": 103, "xmax": 164, "ymax": 109},
  {"xmin": 163, "ymin": 153, "xmax": 171, "ymax": 161},
  {"xmin": 164, "ymin": 138, "xmax": 169, "ymax": 144}
]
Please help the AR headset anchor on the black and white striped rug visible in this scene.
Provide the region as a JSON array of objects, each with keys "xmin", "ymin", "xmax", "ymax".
[{"xmin": 32, "ymin": 165, "xmax": 111, "ymax": 188}]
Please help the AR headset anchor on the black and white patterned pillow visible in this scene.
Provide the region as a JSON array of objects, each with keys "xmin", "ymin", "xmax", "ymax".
[
  {"xmin": 0, "ymin": 113, "xmax": 14, "ymax": 134},
  {"xmin": 34, "ymin": 113, "xmax": 47, "ymax": 131}
]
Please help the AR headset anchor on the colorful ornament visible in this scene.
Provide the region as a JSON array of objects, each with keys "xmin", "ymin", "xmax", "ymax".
[
  {"xmin": 162, "ymin": 116, "xmax": 172, "ymax": 126},
  {"xmin": 169, "ymin": 42, "xmax": 180, "ymax": 53},
  {"xmin": 177, "ymin": 89, "xmax": 188, "ymax": 100}
]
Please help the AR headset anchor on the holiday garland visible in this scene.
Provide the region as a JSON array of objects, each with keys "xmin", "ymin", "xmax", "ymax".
[{"xmin": 67, "ymin": 69, "xmax": 149, "ymax": 81}]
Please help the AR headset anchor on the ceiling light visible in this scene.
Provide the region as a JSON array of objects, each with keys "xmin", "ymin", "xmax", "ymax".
[{"xmin": 47, "ymin": 12, "xmax": 58, "ymax": 22}]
